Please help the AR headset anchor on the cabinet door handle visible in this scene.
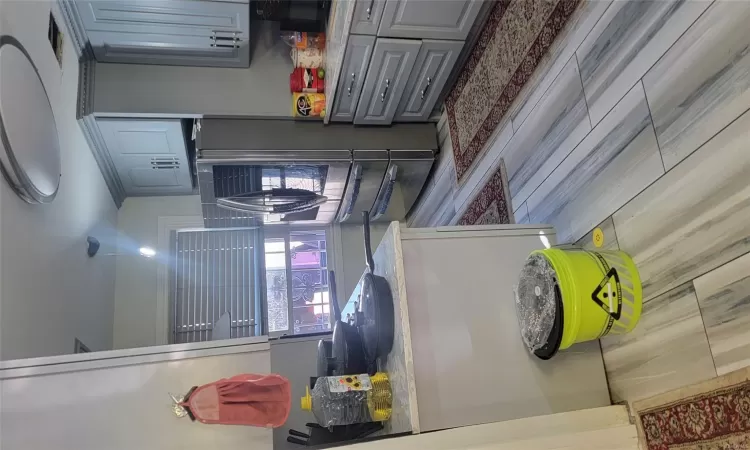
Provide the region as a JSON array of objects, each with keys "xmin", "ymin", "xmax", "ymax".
[
  {"xmin": 210, "ymin": 31, "xmax": 241, "ymax": 49},
  {"xmin": 420, "ymin": 77, "xmax": 432, "ymax": 100},
  {"xmin": 380, "ymin": 78, "xmax": 390, "ymax": 103},
  {"xmin": 347, "ymin": 73, "xmax": 356, "ymax": 96},
  {"xmin": 366, "ymin": 0, "xmax": 374, "ymax": 20}
]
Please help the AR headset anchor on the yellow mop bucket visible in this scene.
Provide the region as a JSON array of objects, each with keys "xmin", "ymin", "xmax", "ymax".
[{"xmin": 516, "ymin": 248, "xmax": 642, "ymax": 358}]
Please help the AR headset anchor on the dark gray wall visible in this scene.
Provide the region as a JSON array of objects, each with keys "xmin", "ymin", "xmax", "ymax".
[
  {"xmin": 197, "ymin": 119, "xmax": 438, "ymax": 151},
  {"xmin": 270, "ymin": 335, "xmax": 328, "ymax": 450}
]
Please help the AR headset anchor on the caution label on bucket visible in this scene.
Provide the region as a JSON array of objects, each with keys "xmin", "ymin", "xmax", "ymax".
[
  {"xmin": 589, "ymin": 251, "xmax": 637, "ymax": 337},
  {"xmin": 591, "ymin": 268, "xmax": 621, "ymax": 335}
]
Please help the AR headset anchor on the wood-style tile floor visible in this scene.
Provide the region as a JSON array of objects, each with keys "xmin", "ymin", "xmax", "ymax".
[{"xmin": 409, "ymin": 0, "xmax": 750, "ymax": 405}]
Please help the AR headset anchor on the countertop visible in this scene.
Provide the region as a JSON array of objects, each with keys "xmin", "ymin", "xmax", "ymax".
[
  {"xmin": 343, "ymin": 222, "xmax": 420, "ymax": 435},
  {"xmin": 324, "ymin": 0, "xmax": 356, "ymax": 124}
]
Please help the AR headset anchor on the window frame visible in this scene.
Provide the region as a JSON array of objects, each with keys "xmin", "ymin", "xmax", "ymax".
[{"xmin": 263, "ymin": 224, "xmax": 334, "ymax": 338}]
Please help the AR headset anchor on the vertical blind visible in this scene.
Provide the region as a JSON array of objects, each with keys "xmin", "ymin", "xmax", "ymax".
[{"xmin": 171, "ymin": 228, "xmax": 262, "ymax": 343}]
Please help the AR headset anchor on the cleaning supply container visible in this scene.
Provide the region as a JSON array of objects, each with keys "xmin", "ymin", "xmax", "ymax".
[
  {"xmin": 515, "ymin": 248, "xmax": 642, "ymax": 359},
  {"xmin": 301, "ymin": 373, "xmax": 392, "ymax": 427}
]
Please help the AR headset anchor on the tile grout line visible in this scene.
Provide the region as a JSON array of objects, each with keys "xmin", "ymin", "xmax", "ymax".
[
  {"xmin": 512, "ymin": 0, "xmax": 615, "ymax": 133},
  {"xmin": 455, "ymin": 1, "xmax": 616, "ymax": 215},
  {"xmin": 608, "ymin": 216, "xmax": 621, "ymax": 251},
  {"xmin": 608, "ymin": 104, "xmax": 750, "ymax": 230},
  {"xmin": 575, "ymin": 51, "xmax": 594, "ymax": 130},
  {"xmin": 640, "ymin": 79, "xmax": 666, "ymax": 173},
  {"xmin": 453, "ymin": 0, "xmax": 714, "ymax": 229},
  {"xmin": 578, "ymin": 0, "xmax": 716, "ymax": 131},
  {"xmin": 691, "ymin": 279, "xmax": 719, "ymax": 378},
  {"xmin": 605, "ymin": 108, "xmax": 750, "ymax": 299}
]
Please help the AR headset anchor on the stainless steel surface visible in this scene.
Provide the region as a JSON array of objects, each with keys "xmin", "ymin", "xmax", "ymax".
[
  {"xmin": 372, "ymin": 150, "xmax": 434, "ymax": 222},
  {"xmin": 217, "ymin": 191, "xmax": 328, "ymax": 214},
  {"xmin": 197, "ymin": 149, "xmax": 351, "ymax": 226},
  {"xmin": 371, "ymin": 164, "xmax": 397, "ymax": 220},
  {"xmin": 338, "ymin": 163, "xmax": 362, "ymax": 222},
  {"xmin": 338, "ymin": 150, "xmax": 389, "ymax": 224},
  {"xmin": 198, "ymin": 149, "xmax": 352, "ymax": 163}
]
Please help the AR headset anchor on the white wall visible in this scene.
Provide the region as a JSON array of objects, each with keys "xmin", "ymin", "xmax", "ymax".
[
  {"xmin": 93, "ymin": 22, "xmax": 293, "ymax": 118},
  {"xmin": 113, "ymin": 195, "xmax": 202, "ymax": 350},
  {"xmin": 0, "ymin": 1, "xmax": 119, "ymax": 360},
  {"xmin": 1, "ymin": 341, "xmax": 272, "ymax": 450}
]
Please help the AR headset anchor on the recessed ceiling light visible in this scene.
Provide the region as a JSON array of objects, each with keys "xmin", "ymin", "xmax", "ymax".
[{"xmin": 139, "ymin": 247, "xmax": 156, "ymax": 258}]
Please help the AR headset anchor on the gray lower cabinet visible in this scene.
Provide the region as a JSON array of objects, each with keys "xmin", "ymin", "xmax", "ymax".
[
  {"xmin": 97, "ymin": 119, "xmax": 193, "ymax": 196},
  {"xmin": 331, "ymin": 35, "xmax": 376, "ymax": 122},
  {"xmin": 395, "ymin": 40, "xmax": 464, "ymax": 122},
  {"xmin": 378, "ymin": 0, "xmax": 483, "ymax": 40},
  {"xmin": 354, "ymin": 39, "xmax": 421, "ymax": 125},
  {"xmin": 76, "ymin": 0, "xmax": 250, "ymax": 67},
  {"xmin": 350, "ymin": 0, "xmax": 387, "ymax": 35}
]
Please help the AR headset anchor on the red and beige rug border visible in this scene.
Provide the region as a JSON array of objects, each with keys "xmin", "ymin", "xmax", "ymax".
[
  {"xmin": 458, "ymin": 159, "xmax": 513, "ymax": 226},
  {"xmin": 634, "ymin": 366, "xmax": 750, "ymax": 450},
  {"xmin": 446, "ymin": 0, "xmax": 581, "ymax": 185}
]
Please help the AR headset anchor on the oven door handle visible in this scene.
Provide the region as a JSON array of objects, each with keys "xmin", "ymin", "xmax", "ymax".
[
  {"xmin": 371, "ymin": 164, "xmax": 398, "ymax": 221},
  {"xmin": 338, "ymin": 164, "xmax": 362, "ymax": 222}
]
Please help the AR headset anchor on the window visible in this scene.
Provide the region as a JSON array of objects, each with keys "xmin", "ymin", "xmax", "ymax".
[
  {"xmin": 265, "ymin": 229, "xmax": 331, "ymax": 336},
  {"xmin": 170, "ymin": 228, "xmax": 263, "ymax": 343},
  {"xmin": 170, "ymin": 226, "xmax": 330, "ymax": 343}
]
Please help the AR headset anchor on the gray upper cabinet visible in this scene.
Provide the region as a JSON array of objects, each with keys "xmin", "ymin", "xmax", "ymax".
[
  {"xmin": 354, "ymin": 38, "xmax": 421, "ymax": 125},
  {"xmin": 331, "ymin": 35, "xmax": 376, "ymax": 122},
  {"xmin": 97, "ymin": 119, "xmax": 193, "ymax": 196},
  {"xmin": 78, "ymin": 1, "xmax": 247, "ymax": 36},
  {"xmin": 87, "ymin": 31, "xmax": 249, "ymax": 67},
  {"xmin": 350, "ymin": 0, "xmax": 387, "ymax": 35},
  {"xmin": 377, "ymin": 0, "xmax": 483, "ymax": 40},
  {"xmin": 395, "ymin": 40, "xmax": 463, "ymax": 122},
  {"xmin": 77, "ymin": 0, "xmax": 250, "ymax": 67}
]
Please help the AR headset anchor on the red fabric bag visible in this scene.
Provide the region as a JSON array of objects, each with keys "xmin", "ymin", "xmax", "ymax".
[{"xmin": 179, "ymin": 373, "xmax": 291, "ymax": 428}]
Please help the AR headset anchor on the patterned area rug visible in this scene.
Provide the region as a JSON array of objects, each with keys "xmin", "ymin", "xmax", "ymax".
[
  {"xmin": 458, "ymin": 160, "xmax": 512, "ymax": 225},
  {"xmin": 634, "ymin": 366, "xmax": 750, "ymax": 450},
  {"xmin": 446, "ymin": 0, "xmax": 581, "ymax": 184}
]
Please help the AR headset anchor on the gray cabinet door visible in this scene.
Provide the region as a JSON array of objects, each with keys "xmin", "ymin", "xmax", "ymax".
[
  {"xmin": 378, "ymin": 0, "xmax": 482, "ymax": 40},
  {"xmin": 395, "ymin": 40, "xmax": 463, "ymax": 122},
  {"xmin": 350, "ymin": 0, "xmax": 387, "ymax": 35},
  {"xmin": 331, "ymin": 35, "xmax": 376, "ymax": 122},
  {"xmin": 87, "ymin": 31, "xmax": 250, "ymax": 67},
  {"xmin": 78, "ymin": 1, "xmax": 247, "ymax": 37},
  {"xmin": 97, "ymin": 119, "xmax": 193, "ymax": 195},
  {"xmin": 354, "ymin": 38, "xmax": 421, "ymax": 126},
  {"xmin": 78, "ymin": 0, "xmax": 250, "ymax": 67}
]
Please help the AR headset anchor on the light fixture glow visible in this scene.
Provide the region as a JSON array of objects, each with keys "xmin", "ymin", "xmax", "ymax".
[
  {"xmin": 139, "ymin": 246, "xmax": 156, "ymax": 258},
  {"xmin": 538, "ymin": 231, "xmax": 551, "ymax": 249}
]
